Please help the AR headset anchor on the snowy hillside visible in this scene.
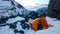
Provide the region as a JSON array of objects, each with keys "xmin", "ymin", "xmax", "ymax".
[
  {"xmin": 0, "ymin": 0, "xmax": 30, "ymax": 19},
  {"xmin": 0, "ymin": 0, "xmax": 48, "ymax": 24},
  {"xmin": 0, "ymin": 0, "xmax": 48, "ymax": 19},
  {"xmin": 0, "ymin": 16, "xmax": 60, "ymax": 34}
]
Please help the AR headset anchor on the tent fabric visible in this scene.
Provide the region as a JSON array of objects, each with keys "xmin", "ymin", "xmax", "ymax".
[{"xmin": 30, "ymin": 17, "xmax": 49, "ymax": 31}]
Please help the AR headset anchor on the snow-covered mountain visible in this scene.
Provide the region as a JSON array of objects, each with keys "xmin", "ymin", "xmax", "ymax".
[
  {"xmin": 0, "ymin": 1, "xmax": 48, "ymax": 26},
  {"xmin": 36, "ymin": 4, "xmax": 48, "ymax": 17},
  {"xmin": 0, "ymin": 0, "xmax": 30, "ymax": 19},
  {"xmin": 0, "ymin": 0, "xmax": 48, "ymax": 19},
  {"xmin": 0, "ymin": 0, "xmax": 32, "ymax": 34},
  {"xmin": 0, "ymin": 0, "xmax": 48, "ymax": 24}
]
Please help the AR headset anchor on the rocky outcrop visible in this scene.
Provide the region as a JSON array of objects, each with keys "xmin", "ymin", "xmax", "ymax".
[{"xmin": 48, "ymin": 0, "xmax": 60, "ymax": 20}]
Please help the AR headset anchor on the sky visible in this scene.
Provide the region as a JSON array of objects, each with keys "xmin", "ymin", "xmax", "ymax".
[
  {"xmin": 15, "ymin": 0, "xmax": 49, "ymax": 6},
  {"xmin": 15, "ymin": 0, "xmax": 50, "ymax": 11}
]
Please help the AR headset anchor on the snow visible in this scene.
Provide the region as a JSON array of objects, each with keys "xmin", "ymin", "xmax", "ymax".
[
  {"xmin": 28, "ymin": 19, "xmax": 34, "ymax": 24},
  {"xmin": 0, "ymin": 16, "xmax": 60, "ymax": 34},
  {"xmin": 6, "ymin": 16, "xmax": 25, "ymax": 24},
  {"xmin": 0, "ymin": 0, "xmax": 60, "ymax": 34},
  {"xmin": 16, "ymin": 22, "xmax": 22, "ymax": 31},
  {"xmin": 0, "ymin": 25, "xmax": 15, "ymax": 34},
  {"xmin": 25, "ymin": 17, "xmax": 60, "ymax": 34},
  {"xmin": 0, "ymin": 1, "xmax": 11, "ymax": 7},
  {"xmin": 0, "ymin": 0, "xmax": 30, "ymax": 19}
]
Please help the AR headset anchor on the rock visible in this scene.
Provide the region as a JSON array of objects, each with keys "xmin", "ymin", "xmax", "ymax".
[
  {"xmin": 22, "ymin": 23, "xmax": 30, "ymax": 30},
  {"xmin": 2, "ymin": 0, "xmax": 10, "ymax": 1},
  {"xmin": 48, "ymin": 0, "xmax": 60, "ymax": 20},
  {"xmin": 25, "ymin": 17, "xmax": 29, "ymax": 22},
  {"xmin": 37, "ymin": 7, "xmax": 47, "ymax": 18},
  {"xmin": 17, "ymin": 4, "xmax": 24, "ymax": 9},
  {"xmin": 9, "ymin": 7, "xmax": 16, "ymax": 10},
  {"xmin": 20, "ymin": 20, "xmax": 25, "ymax": 25},
  {"xmin": 14, "ymin": 29, "xmax": 19, "ymax": 33},
  {"xmin": 11, "ymin": 0, "xmax": 15, "ymax": 6},
  {"xmin": 28, "ymin": 11, "xmax": 38, "ymax": 20},
  {"xmin": 19, "ymin": 30, "xmax": 24, "ymax": 34},
  {"xmin": 0, "ymin": 17, "xmax": 8, "ymax": 24},
  {"xmin": 9, "ymin": 23, "xmax": 16, "ymax": 29}
]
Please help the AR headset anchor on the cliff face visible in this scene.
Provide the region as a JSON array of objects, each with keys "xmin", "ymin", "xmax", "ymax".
[{"xmin": 48, "ymin": 0, "xmax": 60, "ymax": 20}]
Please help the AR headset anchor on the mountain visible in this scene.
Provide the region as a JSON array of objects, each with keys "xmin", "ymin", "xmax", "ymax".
[
  {"xmin": 36, "ymin": 4, "xmax": 48, "ymax": 17},
  {"xmin": 0, "ymin": 0, "xmax": 30, "ymax": 19},
  {"xmin": 0, "ymin": 0, "xmax": 31, "ymax": 24}
]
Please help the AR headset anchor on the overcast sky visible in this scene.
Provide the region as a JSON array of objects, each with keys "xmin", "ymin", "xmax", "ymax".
[
  {"xmin": 15, "ymin": 0, "xmax": 49, "ymax": 11},
  {"xmin": 15, "ymin": 0, "xmax": 49, "ymax": 6}
]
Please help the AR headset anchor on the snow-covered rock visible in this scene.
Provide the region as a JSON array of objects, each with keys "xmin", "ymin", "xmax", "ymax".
[
  {"xmin": 0, "ymin": 0, "xmax": 31, "ymax": 19},
  {"xmin": 6, "ymin": 16, "xmax": 25, "ymax": 24}
]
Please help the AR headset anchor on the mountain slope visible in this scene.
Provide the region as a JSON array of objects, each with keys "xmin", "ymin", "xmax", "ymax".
[{"xmin": 0, "ymin": 0, "xmax": 30, "ymax": 19}]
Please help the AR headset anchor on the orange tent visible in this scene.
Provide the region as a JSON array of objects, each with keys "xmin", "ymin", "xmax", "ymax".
[{"xmin": 30, "ymin": 17, "xmax": 50, "ymax": 31}]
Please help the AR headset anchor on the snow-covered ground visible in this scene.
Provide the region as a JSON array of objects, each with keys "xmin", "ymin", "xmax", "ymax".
[
  {"xmin": 0, "ymin": 16, "xmax": 60, "ymax": 34},
  {"xmin": 0, "ymin": 0, "xmax": 60, "ymax": 34}
]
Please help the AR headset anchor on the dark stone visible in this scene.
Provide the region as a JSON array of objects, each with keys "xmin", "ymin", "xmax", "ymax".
[
  {"xmin": 54, "ymin": 0, "xmax": 60, "ymax": 11},
  {"xmin": 9, "ymin": 23, "xmax": 16, "ymax": 29},
  {"xmin": 37, "ymin": 7, "xmax": 47, "ymax": 18},
  {"xmin": 0, "ymin": 17, "xmax": 8, "ymax": 24},
  {"xmin": 2, "ymin": 0, "xmax": 10, "ymax": 1},
  {"xmin": 11, "ymin": 0, "xmax": 15, "ymax": 6},
  {"xmin": 25, "ymin": 17, "xmax": 29, "ymax": 22},
  {"xmin": 9, "ymin": 7, "xmax": 16, "ymax": 10},
  {"xmin": 13, "ymin": 22, "xmax": 17, "ymax": 25},
  {"xmin": 22, "ymin": 23, "xmax": 30, "ymax": 30},
  {"xmin": 28, "ymin": 11, "xmax": 38, "ymax": 20},
  {"xmin": 0, "ymin": 21, "xmax": 5, "ymax": 24},
  {"xmin": 19, "ymin": 30, "xmax": 24, "ymax": 34},
  {"xmin": 17, "ymin": 4, "xmax": 24, "ymax": 8},
  {"xmin": 54, "ymin": 10, "xmax": 60, "ymax": 20},
  {"xmin": 39, "ymin": 13, "xmax": 46, "ymax": 18},
  {"xmin": 48, "ymin": 0, "xmax": 55, "ymax": 17},
  {"xmin": 20, "ymin": 20, "xmax": 25, "ymax": 25},
  {"xmin": 9, "ymin": 15, "xmax": 16, "ymax": 18},
  {"xmin": 0, "ymin": 24, "xmax": 7, "ymax": 27},
  {"xmin": 48, "ymin": 0, "xmax": 60, "ymax": 20},
  {"xmin": 14, "ymin": 29, "xmax": 19, "ymax": 33}
]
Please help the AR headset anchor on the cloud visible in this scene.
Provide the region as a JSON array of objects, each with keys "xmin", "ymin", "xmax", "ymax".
[
  {"xmin": 15, "ymin": 0, "xmax": 49, "ymax": 6},
  {"xmin": 15, "ymin": 0, "xmax": 36, "ymax": 6},
  {"xmin": 15, "ymin": 0, "xmax": 49, "ymax": 10}
]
